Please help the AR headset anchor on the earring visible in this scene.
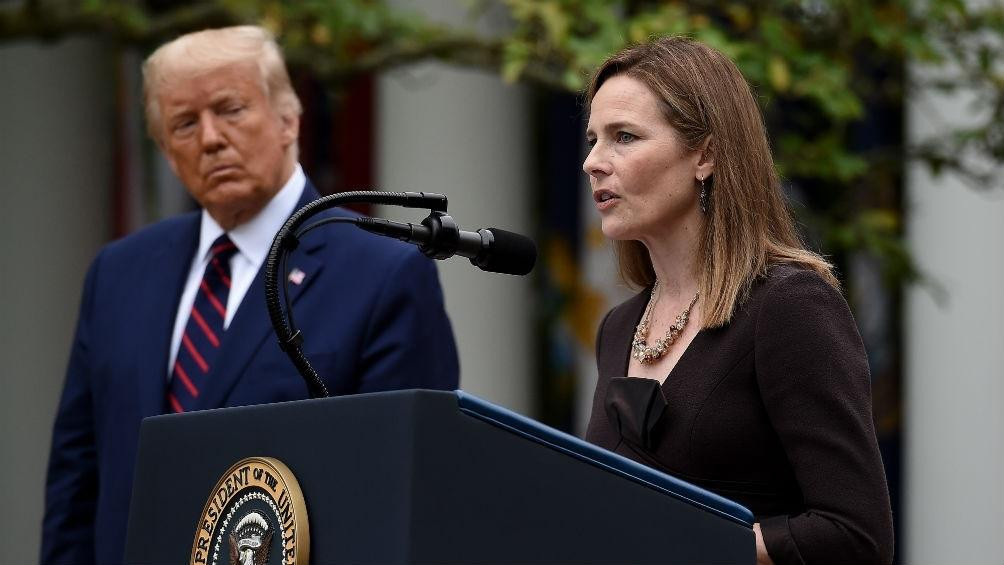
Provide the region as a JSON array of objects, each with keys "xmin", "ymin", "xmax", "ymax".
[{"xmin": 698, "ymin": 176, "xmax": 708, "ymax": 214}]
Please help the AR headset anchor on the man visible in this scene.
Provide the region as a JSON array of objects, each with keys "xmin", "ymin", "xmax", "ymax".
[{"xmin": 42, "ymin": 26, "xmax": 459, "ymax": 564}]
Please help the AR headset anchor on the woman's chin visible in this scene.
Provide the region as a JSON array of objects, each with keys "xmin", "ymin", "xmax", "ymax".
[{"xmin": 600, "ymin": 221, "xmax": 638, "ymax": 242}]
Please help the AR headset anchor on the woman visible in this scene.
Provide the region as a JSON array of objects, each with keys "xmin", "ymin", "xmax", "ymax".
[{"xmin": 582, "ymin": 37, "xmax": 894, "ymax": 565}]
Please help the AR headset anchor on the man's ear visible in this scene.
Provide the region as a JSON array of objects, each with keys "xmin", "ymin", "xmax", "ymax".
[
  {"xmin": 696, "ymin": 135, "xmax": 715, "ymax": 181},
  {"xmin": 279, "ymin": 112, "xmax": 300, "ymax": 149}
]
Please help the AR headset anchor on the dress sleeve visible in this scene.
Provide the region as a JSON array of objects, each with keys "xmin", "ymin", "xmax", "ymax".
[
  {"xmin": 754, "ymin": 270, "xmax": 894, "ymax": 565},
  {"xmin": 584, "ymin": 307, "xmax": 617, "ymax": 446}
]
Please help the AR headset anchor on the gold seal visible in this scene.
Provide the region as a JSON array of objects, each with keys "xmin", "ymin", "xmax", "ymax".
[{"xmin": 190, "ymin": 457, "xmax": 309, "ymax": 565}]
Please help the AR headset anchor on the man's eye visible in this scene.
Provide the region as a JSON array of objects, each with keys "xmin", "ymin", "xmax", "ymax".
[
  {"xmin": 172, "ymin": 120, "xmax": 196, "ymax": 135},
  {"xmin": 221, "ymin": 104, "xmax": 245, "ymax": 116},
  {"xmin": 617, "ymin": 132, "xmax": 636, "ymax": 143},
  {"xmin": 586, "ymin": 137, "xmax": 597, "ymax": 148}
]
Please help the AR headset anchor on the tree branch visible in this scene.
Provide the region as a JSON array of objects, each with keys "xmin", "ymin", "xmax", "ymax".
[{"xmin": 0, "ymin": 2, "xmax": 245, "ymax": 45}]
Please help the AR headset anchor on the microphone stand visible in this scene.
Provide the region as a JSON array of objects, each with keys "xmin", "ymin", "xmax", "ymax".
[{"xmin": 264, "ymin": 191, "xmax": 449, "ymax": 399}]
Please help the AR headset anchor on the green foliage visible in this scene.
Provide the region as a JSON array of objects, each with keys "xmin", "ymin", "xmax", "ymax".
[{"xmin": 2, "ymin": 0, "xmax": 1002, "ymax": 284}]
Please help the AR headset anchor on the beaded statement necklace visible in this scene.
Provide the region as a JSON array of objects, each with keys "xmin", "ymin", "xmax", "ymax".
[{"xmin": 631, "ymin": 281, "xmax": 700, "ymax": 364}]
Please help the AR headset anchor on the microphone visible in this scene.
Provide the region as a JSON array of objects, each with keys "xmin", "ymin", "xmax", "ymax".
[{"xmin": 354, "ymin": 214, "xmax": 537, "ymax": 276}]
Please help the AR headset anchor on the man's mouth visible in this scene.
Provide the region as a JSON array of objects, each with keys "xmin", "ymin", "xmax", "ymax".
[
  {"xmin": 206, "ymin": 164, "xmax": 239, "ymax": 177},
  {"xmin": 205, "ymin": 167, "xmax": 242, "ymax": 186}
]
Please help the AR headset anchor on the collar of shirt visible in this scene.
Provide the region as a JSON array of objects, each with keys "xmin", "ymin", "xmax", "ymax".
[
  {"xmin": 168, "ymin": 164, "xmax": 307, "ymax": 376},
  {"xmin": 196, "ymin": 163, "xmax": 306, "ymax": 270}
]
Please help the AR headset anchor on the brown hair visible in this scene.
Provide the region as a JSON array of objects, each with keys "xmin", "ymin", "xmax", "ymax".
[{"xmin": 587, "ymin": 36, "xmax": 837, "ymax": 328}]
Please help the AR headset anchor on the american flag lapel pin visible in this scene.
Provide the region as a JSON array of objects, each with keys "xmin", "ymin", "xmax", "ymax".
[{"xmin": 288, "ymin": 268, "xmax": 306, "ymax": 285}]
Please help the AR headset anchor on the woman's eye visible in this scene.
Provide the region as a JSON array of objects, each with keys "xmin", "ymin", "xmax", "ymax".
[{"xmin": 617, "ymin": 132, "xmax": 636, "ymax": 143}]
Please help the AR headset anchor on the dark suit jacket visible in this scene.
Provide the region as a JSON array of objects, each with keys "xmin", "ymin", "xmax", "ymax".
[
  {"xmin": 41, "ymin": 183, "xmax": 459, "ymax": 565},
  {"xmin": 586, "ymin": 264, "xmax": 893, "ymax": 565}
]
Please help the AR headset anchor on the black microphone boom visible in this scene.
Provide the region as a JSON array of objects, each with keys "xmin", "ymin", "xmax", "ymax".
[{"xmin": 354, "ymin": 215, "xmax": 536, "ymax": 276}]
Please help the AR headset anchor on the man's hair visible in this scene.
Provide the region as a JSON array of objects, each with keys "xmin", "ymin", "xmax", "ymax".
[
  {"xmin": 142, "ymin": 25, "xmax": 303, "ymax": 144},
  {"xmin": 587, "ymin": 36, "xmax": 837, "ymax": 328}
]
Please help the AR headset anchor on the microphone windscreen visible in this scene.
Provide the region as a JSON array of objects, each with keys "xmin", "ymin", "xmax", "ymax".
[{"xmin": 481, "ymin": 228, "xmax": 537, "ymax": 276}]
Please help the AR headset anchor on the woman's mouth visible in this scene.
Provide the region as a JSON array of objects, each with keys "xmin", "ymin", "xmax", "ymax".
[{"xmin": 593, "ymin": 190, "xmax": 619, "ymax": 210}]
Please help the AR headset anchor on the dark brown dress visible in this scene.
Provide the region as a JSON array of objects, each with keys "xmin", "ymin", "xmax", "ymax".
[{"xmin": 586, "ymin": 264, "xmax": 894, "ymax": 565}]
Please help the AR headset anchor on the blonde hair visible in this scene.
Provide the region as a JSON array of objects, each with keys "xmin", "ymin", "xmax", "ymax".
[
  {"xmin": 142, "ymin": 25, "xmax": 302, "ymax": 144},
  {"xmin": 587, "ymin": 36, "xmax": 837, "ymax": 328}
]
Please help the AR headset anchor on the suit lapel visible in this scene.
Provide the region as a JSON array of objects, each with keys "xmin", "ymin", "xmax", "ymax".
[
  {"xmin": 136, "ymin": 216, "xmax": 200, "ymax": 417},
  {"xmin": 192, "ymin": 183, "xmax": 327, "ymax": 410}
]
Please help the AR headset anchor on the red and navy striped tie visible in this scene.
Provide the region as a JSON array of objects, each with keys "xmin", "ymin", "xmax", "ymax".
[{"xmin": 167, "ymin": 234, "xmax": 238, "ymax": 413}]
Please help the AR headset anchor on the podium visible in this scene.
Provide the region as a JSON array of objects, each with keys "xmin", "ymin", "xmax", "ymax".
[{"xmin": 125, "ymin": 390, "xmax": 754, "ymax": 564}]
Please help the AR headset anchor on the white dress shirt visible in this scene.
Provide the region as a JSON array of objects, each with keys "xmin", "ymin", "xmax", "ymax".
[{"xmin": 167, "ymin": 165, "xmax": 306, "ymax": 377}]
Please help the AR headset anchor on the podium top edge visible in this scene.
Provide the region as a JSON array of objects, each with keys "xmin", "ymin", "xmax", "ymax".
[{"xmin": 139, "ymin": 389, "xmax": 753, "ymax": 527}]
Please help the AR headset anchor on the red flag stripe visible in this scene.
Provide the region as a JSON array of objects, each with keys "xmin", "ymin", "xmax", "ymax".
[
  {"xmin": 168, "ymin": 393, "xmax": 185, "ymax": 413},
  {"xmin": 173, "ymin": 362, "xmax": 200, "ymax": 397},
  {"xmin": 190, "ymin": 307, "xmax": 220, "ymax": 347},
  {"xmin": 200, "ymin": 280, "xmax": 227, "ymax": 318},
  {"xmin": 181, "ymin": 332, "xmax": 210, "ymax": 373},
  {"xmin": 211, "ymin": 258, "xmax": 232, "ymax": 288}
]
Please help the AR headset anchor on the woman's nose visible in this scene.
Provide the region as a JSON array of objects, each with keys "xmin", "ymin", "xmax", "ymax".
[{"xmin": 582, "ymin": 144, "xmax": 610, "ymax": 178}]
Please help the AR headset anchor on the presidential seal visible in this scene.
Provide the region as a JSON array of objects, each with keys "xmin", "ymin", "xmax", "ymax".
[{"xmin": 190, "ymin": 457, "xmax": 309, "ymax": 565}]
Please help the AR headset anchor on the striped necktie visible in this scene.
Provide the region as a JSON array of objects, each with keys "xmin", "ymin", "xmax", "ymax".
[{"xmin": 167, "ymin": 234, "xmax": 238, "ymax": 413}]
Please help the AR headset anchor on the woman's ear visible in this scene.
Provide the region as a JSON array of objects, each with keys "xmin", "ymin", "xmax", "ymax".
[{"xmin": 696, "ymin": 135, "xmax": 715, "ymax": 181}]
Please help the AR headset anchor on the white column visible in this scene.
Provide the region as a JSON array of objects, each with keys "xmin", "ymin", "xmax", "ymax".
[
  {"xmin": 0, "ymin": 38, "xmax": 113, "ymax": 563},
  {"xmin": 904, "ymin": 69, "xmax": 1004, "ymax": 562},
  {"xmin": 376, "ymin": 62, "xmax": 534, "ymax": 413}
]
